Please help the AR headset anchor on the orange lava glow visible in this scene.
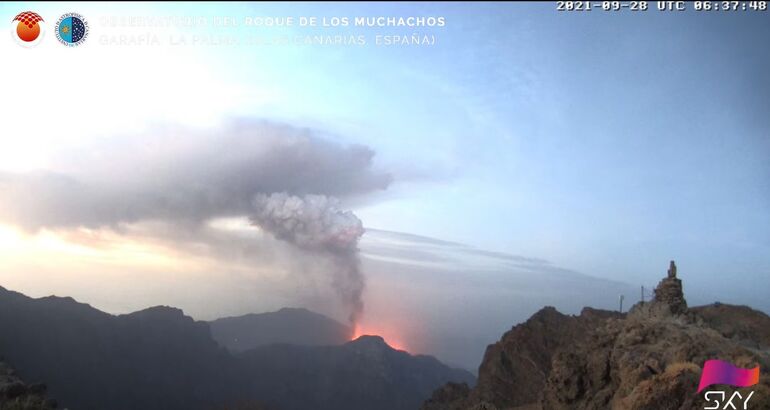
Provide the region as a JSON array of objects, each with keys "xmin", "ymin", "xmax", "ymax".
[{"xmin": 352, "ymin": 324, "xmax": 409, "ymax": 352}]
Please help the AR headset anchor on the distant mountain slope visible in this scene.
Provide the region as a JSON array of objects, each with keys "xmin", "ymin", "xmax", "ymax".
[
  {"xmin": 0, "ymin": 285, "xmax": 471, "ymax": 410},
  {"xmin": 0, "ymin": 286, "xmax": 235, "ymax": 410},
  {"xmin": 239, "ymin": 335, "xmax": 474, "ymax": 410},
  {"xmin": 690, "ymin": 303, "xmax": 770, "ymax": 348},
  {"xmin": 210, "ymin": 308, "xmax": 352, "ymax": 352}
]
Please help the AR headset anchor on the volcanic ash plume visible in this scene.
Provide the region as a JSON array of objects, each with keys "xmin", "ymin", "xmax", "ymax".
[{"xmin": 249, "ymin": 193, "xmax": 365, "ymax": 325}]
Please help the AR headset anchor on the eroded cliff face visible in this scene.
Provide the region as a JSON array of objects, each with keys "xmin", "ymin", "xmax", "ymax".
[
  {"xmin": 542, "ymin": 309, "xmax": 770, "ymax": 410},
  {"xmin": 422, "ymin": 307, "xmax": 622, "ymax": 410},
  {"xmin": 423, "ymin": 263, "xmax": 770, "ymax": 410}
]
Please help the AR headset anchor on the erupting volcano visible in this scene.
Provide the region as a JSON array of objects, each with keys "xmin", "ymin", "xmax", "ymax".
[
  {"xmin": 351, "ymin": 324, "xmax": 409, "ymax": 352},
  {"xmin": 249, "ymin": 193, "xmax": 366, "ymax": 327}
]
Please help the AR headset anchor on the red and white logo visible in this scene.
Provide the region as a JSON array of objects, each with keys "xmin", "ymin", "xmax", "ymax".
[{"xmin": 11, "ymin": 11, "xmax": 45, "ymax": 47}]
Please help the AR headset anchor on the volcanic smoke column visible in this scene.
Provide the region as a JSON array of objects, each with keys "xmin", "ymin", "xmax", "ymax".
[{"xmin": 249, "ymin": 193, "xmax": 365, "ymax": 326}]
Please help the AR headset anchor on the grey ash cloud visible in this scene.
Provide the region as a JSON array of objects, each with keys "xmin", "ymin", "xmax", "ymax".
[
  {"xmin": 0, "ymin": 120, "xmax": 391, "ymax": 230},
  {"xmin": 250, "ymin": 193, "xmax": 366, "ymax": 325},
  {"xmin": 0, "ymin": 120, "xmax": 390, "ymax": 326}
]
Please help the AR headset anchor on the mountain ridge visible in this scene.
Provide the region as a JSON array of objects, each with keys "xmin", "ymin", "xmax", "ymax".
[
  {"xmin": 209, "ymin": 307, "xmax": 353, "ymax": 352},
  {"xmin": 422, "ymin": 262, "xmax": 770, "ymax": 410},
  {"xmin": 0, "ymin": 284, "xmax": 472, "ymax": 410}
]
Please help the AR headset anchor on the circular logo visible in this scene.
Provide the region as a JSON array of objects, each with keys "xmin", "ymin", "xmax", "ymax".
[
  {"xmin": 11, "ymin": 11, "xmax": 45, "ymax": 47},
  {"xmin": 55, "ymin": 12, "xmax": 88, "ymax": 47}
]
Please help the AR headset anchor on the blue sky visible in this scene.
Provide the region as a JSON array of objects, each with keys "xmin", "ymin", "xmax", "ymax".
[
  {"xmin": 0, "ymin": 2, "xmax": 768, "ymax": 356},
  {"xmin": 180, "ymin": 2, "xmax": 770, "ymax": 305}
]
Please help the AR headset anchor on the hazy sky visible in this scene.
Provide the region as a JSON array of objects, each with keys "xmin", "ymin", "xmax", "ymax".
[{"xmin": 0, "ymin": 2, "xmax": 768, "ymax": 368}]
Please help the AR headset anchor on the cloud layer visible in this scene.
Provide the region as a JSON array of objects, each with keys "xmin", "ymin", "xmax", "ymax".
[
  {"xmin": 0, "ymin": 120, "xmax": 391, "ymax": 230},
  {"xmin": 0, "ymin": 120, "xmax": 390, "ymax": 326}
]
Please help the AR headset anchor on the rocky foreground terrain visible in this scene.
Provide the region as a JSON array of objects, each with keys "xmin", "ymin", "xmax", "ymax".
[
  {"xmin": 423, "ymin": 262, "xmax": 770, "ymax": 410},
  {"xmin": 0, "ymin": 361, "xmax": 55, "ymax": 410}
]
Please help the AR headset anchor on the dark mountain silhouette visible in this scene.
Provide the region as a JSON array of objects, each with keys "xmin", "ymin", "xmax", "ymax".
[
  {"xmin": 0, "ymin": 286, "xmax": 237, "ymax": 410},
  {"xmin": 0, "ymin": 285, "xmax": 473, "ymax": 410},
  {"xmin": 209, "ymin": 308, "xmax": 352, "ymax": 352},
  {"xmin": 422, "ymin": 262, "xmax": 770, "ymax": 410},
  {"xmin": 238, "ymin": 335, "xmax": 474, "ymax": 410}
]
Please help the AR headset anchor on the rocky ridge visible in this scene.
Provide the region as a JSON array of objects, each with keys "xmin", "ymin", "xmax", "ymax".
[{"xmin": 423, "ymin": 261, "xmax": 770, "ymax": 410}]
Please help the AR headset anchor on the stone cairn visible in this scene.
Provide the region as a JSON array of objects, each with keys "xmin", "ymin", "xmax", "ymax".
[{"xmin": 652, "ymin": 260, "xmax": 688, "ymax": 315}]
